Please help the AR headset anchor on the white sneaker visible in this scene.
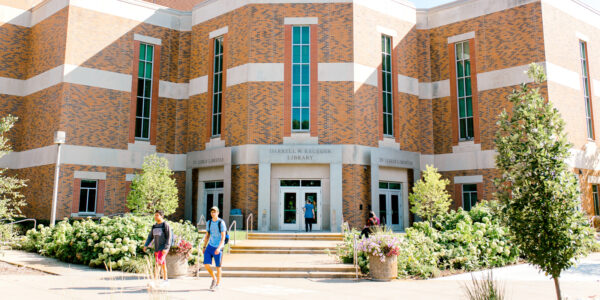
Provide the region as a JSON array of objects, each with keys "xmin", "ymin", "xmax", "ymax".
[
  {"xmin": 209, "ymin": 279, "xmax": 217, "ymax": 291},
  {"xmin": 160, "ymin": 280, "xmax": 169, "ymax": 287}
]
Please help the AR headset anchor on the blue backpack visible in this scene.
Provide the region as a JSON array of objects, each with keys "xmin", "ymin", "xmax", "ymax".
[{"xmin": 208, "ymin": 218, "xmax": 230, "ymax": 245}]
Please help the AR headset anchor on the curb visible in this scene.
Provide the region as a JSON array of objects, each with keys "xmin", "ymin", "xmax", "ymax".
[{"xmin": 0, "ymin": 257, "xmax": 61, "ymax": 276}]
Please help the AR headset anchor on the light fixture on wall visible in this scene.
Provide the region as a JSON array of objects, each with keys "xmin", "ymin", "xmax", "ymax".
[{"xmin": 50, "ymin": 131, "xmax": 66, "ymax": 226}]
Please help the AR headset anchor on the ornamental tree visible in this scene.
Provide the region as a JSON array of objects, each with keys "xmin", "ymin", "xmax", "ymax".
[
  {"xmin": 494, "ymin": 63, "xmax": 595, "ymax": 300},
  {"xmin": 127, "ymin": 154, "xmax": 178, "ymax": 216},
  {"xmin": 0, "ymin": 115, "xmax": 27, "ymax": 221},
  {"xmin": 409, "ymin": 165, "xmax": 451, "ymax": 222}
]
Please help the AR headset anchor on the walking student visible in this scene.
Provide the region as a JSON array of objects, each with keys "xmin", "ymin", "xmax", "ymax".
[
  {"xmin": 202, "ymin": 206, "xmax": 227, "ymax": 291},
  {"xmin": 303, "ymin": 199, "xmax": 315, "ymax": 232},
  {"xmin": 143, "ymin": 210, "xmax": 172, "ymax": 286}
]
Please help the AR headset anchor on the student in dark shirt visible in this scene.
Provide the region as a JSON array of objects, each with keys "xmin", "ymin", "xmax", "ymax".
[
  {"xmin": 360, "ymin": 211, "xmax": 380, "ymax": 238},
  {"xmin": 143, "ymin": 210, "xmax": 172, "ymax": 285}
]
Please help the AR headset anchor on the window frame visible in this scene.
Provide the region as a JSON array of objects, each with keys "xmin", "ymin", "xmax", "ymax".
[
  {"xmin": 211, "ymin": 36, "xmax": 224, "ymax": 137},
  {"xmin": 291, "ymin": 26, "xmax": 311, "ymax": 132},
  {"xmin": 78, "ymin": 180, "xmax": 98, "ymax": 215},
  {"xmin": 135, "ymin": 43, "xmax": 154, "ymax": 141},
  {"xmin": 455, "ymin": 40, "xmax": 474, "ymax": 141},
  {"xmin": 381, "ymin": 35, "xmax": 394, "ymax": 137},
  {"xmin": 580, "ymin": 40, "xmax": 595, "ymax": 140},
  {"xmin": 593, "ymin": 184, "xmax": 600, "ymax": 216},
  {"xmin": 462, "ymin": 184, "xmax": 478, "ymax": 211}
]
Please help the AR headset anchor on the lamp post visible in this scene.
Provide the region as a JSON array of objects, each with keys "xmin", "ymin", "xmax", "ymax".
[{"xmin": 50, "ymin": 131, "xmax": 66, "ymax": 226}]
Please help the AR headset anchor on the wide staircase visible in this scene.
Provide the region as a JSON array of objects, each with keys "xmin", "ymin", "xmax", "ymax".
[{"xmin": 197, "ymin": 232, "xmax": 357, "ymax": 278}]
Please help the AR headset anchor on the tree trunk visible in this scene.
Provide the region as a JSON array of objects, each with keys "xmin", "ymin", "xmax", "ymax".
[{"xmin": 553, "ymin": 276, "xmax": 562, "ymax": 300}]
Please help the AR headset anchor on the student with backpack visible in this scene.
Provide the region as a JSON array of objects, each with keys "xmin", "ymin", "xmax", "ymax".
[
  {"xmin": 201, "ymin": 206, "xmax": 228, "ymax": 291},
  {"xmin": 143, "ymin": 210, "xmax": 172, "ymax": 286}
]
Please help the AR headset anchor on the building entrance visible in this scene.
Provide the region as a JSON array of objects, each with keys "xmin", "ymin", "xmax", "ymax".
[
  {"xmin": 204, "ymin": 181, "xmax": 223, "ymax": 219},
  {"xmin": 279, "ymin": 180, "xmax": 322, "ymax": 231},
  {"xmin": 378, "ymin": 182, "xmax": 403, "ymax": 231}
]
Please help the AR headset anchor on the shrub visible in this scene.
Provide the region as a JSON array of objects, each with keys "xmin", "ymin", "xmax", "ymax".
[
  {"xmin": 127, "ymin": 154, "xmax": 179, "ymax": 216},
  {"xmin": 409, "ymin": 165, "xmax": 451, "ymax": 222},
  {"xmin": 19, "ymin": 214, "xmax": 202, "ymax": 271},
  {"xmin": 463, "ymin": 271, "xmax": 505, "ymax": 300}
]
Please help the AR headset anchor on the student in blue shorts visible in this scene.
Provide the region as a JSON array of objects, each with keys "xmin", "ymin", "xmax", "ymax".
[{"xmin": 201, "ymin": 206, "xmax": 227, "ymax": 291}]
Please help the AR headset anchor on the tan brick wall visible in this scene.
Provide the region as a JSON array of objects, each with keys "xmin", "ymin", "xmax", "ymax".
[
  {"xmin": 231, "ymin": 165, "xmax": 259, "ymax": 229},
  {"xmin": 28, "ymin": 7, "xmax": 68, "ymax": 78},
  {"xmin": 0, "ymin": 23, "xmax": 30, "ymax": 80},
  {"xmin": 342, "ymin": 164, "xmax": 370, "ymax": 229},
  {"xmin": 419, "ymin": 98, "xmax": 434, "ymax": 154},
  {"xmin": 17, "ymin": 84, "xmax": 64, "ymax": 151},
  {"xmin": 12, "ymin": 165, "xmax": 54, "ymax": 221}
]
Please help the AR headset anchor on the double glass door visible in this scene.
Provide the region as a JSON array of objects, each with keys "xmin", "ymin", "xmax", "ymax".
[
  {"xmin": 378, "ymin": 182, "xmax": 403, "ymax": 231},
  {"xmin": 279, "ymin": 185, "xmax": 321, "ymax": 231},
  {"xmin": 204, "ymin": 181, "xmax": 223, "ymax": 219}
]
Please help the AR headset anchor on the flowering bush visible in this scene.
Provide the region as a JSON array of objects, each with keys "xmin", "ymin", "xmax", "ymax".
[
  {"xmin": 19, "ymin": 214, "xmax": 202, "ymax": 271},
  {"xmin": 171, "ymin": 239, "xmax": 193, "ymax": 257},
  {"xmin": 356, "ymin": 229, "xmax": 401, "ymax": 262}
]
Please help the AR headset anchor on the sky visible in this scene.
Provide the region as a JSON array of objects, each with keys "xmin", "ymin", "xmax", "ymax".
[{"xmin": 410, "ymin": 0, "xmax": 600, "ymax": 11}]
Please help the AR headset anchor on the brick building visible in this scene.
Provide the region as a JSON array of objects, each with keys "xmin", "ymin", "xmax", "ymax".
[{"xmin": 0, "ymin": 0, "xmax": 598, "ymax": 231}]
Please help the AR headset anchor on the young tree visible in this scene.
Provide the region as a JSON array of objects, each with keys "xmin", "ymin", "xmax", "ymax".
[
  {"xmin": 127, "ymin": 154, "xmax": 178, "ymax": 216},
  {"xmin": 409, "ymin": 165, "xmax": 451, "ymax": 222},
  {"xmin": 0, "ymin": 115, "xmax": 27, "ymax": 221},
  {"xmin": 494, "ymin": 63, "xmax": 594, "ymax": 300}
]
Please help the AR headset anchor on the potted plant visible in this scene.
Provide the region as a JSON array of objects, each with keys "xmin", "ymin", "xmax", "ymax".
[
  {"xmin": 357, "ymin": 229, "xmax": 401, "ymax": 281},
  {"xmin": 166, "ymin": 238, "xmax": 192, "ymax": 278}
]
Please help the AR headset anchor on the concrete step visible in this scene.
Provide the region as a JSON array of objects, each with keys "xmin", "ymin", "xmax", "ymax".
[
  {"xmin": 247, "ymin": 233, "xmax": 343, "ymax": 241},
  {"xmin": 196, "ymin": 270, "xmax": 356, "ymax": 278},
  {"xmin": 229, "ymin": 249, "xmax": 329, "ymax": 254},
  {"xmin": 231, "ymin": 245, "xmax": 335, "ymax": 251},
  {"xmin": 217, "ymin": 266, "xmax": 356, "ymax": 272}
]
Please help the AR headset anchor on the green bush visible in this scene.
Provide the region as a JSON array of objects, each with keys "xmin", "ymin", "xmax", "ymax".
[{"xmin": 19, "ymin": 214, "xmax": 202, "ymax": 271}]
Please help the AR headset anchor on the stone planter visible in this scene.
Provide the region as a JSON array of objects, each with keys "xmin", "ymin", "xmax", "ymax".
[
  {"xmin": 165, "ymin": 252, "xmax": 188, "ymax": 278},
  {"xmin": 368, "ymin": 254, "xmax": 398, "ymax": 281}
]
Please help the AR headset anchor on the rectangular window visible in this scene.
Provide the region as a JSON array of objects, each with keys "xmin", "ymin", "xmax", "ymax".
[
  {"xmin": 593, "ymin": 184, "xmax": 600, "ymax": 216},
  {"xmin": 455, "ymin": 41, "xmax": 474, "ymax": 141},
  {"xmin": 580, "ymin": 41, "xmax": 594, "ymax": 140},
  {"xmin": 381, "ymin": 35, "xmax": 394, "ymax": 136},
  {"xmin": 462, "ymin": 184, "xmax": 477, "ymax": 211},
  {"xmin": 135, "ymin": 43, "xmax": 154, "ymax": 140},
  {"xmin": 291, "ymin": 26, "xmax": 310, "ymax": 132},
  {"xmin": 78, "ymin": 180, "xmax": 97, "ymax": 214},
  {"xmin": 212, "ymin": 37, "xmax": 224, "ymax": 137}
]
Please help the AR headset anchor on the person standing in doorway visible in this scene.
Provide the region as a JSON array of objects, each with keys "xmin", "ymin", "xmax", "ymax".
[
  {"xmin": 143, "ymin": 210, "xmax": 172, "ymax": 286},
  {"xmin": 303, "ymin": 199, "xmax": 315, "ymax": 232},
  {"xmin": 202, "ymin": 206, "xmax": 227, "ymax": 291}
]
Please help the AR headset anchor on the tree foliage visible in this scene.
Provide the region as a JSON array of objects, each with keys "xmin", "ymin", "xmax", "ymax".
[
  {"xmin": 409, "ymin": 165, "xmax": 451, "ymax": 222},
  {"xmin": 0, "ymin": 115, "xmax": 27, "ymax": 220},
  {"xmin": 494, "ymin": 63, "xmax": 595, "ymax": 299},
  {"xmin": 126, "ymin": 154, "xmax": 178, "ymax": 216}
]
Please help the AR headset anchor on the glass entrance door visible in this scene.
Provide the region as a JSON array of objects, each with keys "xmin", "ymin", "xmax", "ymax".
[
  {"xmin": 378, "ymin": 182, "xmax": 403, "ymax": 231},
  {"xmin": 204, "ymin": 181, "xmax": 223, "ymax": 219},
  {"xmin": 279, "ymin": 181, "xmax": 322, "ymax": 231}
]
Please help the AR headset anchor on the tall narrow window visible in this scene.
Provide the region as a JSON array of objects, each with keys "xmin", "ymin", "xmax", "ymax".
[
  {"xmin": 212, "ymin": 37, "xmax": 224, "ymax": 137},
  {"xmin": 381, "ymin": 35, "xmax": 394, "ymax": 136},
  {"xmin": 455, "ymin": 41, "xmax": 474, "ymax": 141},
  {"xmin": 79, "ymin": 180, "xmax": 97, "ymax": 214},
  {"xmin": 580, "ymin": 41, "xmax": 594, "ymax": 140},
  {"xmin": 292, "ymin": 26, "xmax": 310, "ymax": 131},
  {"xmin": 593, "ymin": 184, "xmax": 600, "ymax": 216},
  {"xmin": 135, "ymin": 43, "xmax": 153, "ymax": 140},
  {"xmin": 462, "ymin": 184, "xmax": 477, "ymax": 211}
]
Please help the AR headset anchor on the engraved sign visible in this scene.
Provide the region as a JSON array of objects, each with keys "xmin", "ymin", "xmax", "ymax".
[
  {"xmin": 191, "ymin": 157, "xmax": 224, "ymax": 168},
  {"xmin": 378, "ymin": 157, "xmax": 414, "ymax": 168},
  {"xmin": 268, "ymin": 147, "xmax": 335, "ymax": 162}
]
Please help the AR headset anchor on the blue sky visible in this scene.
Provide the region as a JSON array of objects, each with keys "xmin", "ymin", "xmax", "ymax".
[{"xmin": 410, "ymin": 0, "xmax": 600, "ymax": 11}]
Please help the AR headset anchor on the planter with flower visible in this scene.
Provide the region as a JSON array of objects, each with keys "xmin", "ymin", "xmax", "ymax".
[
  {"xmin": 166, "ymin": 237, "xmax": 193, "ymax": 278},
  {"xmin": 357, "ymin": 231, "xmax": 401, "ymax": 281}
]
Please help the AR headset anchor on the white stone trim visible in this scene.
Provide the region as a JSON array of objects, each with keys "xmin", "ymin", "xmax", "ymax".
[
  {"xmin": 74, "ymin": 171, "xmax": 106, "ymax": 180},
  {"xmin": 125, "ymin": 173, "xmax": 135, "ymax": 181},
  {"xmin": 205, "ymin": 137, "xmax": 226, "ymax": 149},
  {"xmin": 31, "ymin": 0, "xmax": 68, "ymax": 26},
  {"xmin": 452, "ymin": 141, "xmax": 481, "ymax": 153},
  {"xmin": 542, "ymin": 0, "xmax": 600, "ymax": 31},
  {"xmin": 354, "ymin": 64, "xmax": 378, "ymax": 87},
  {"xmin": 447, "ymin": 31, "xmax": 475, "ymax": 44},
  {"xmin": 158, "ymin": 81, "xmax": 189, "ymax": 99},
  {"xmin": 576, "ymin": 31, "xmax": 590, "ymax": 42},
  {"xmin": 378, "ymin": 137, "xmax": 400, "ymax": 150},
  {"xmin": 133, "ymin": 34, "xmax": 162, "ymax": 46},
  {"xmin": 594, "ymin": 79, "xmax": 600, "ymax": 97},
  {"xmin": 417, "ymin": 0, "xmax": 538, "ymax": 29},
  {"xmin": 24, "ymin": 65, "xmax": 64, "ymax": 96},
  {"xmin": 476, "ymin": 63, "xmax": 535, "ymax": 91},
  {"xmin": 284, "ymin": 17, "xmax": 318, "ymax": 25},
  {"xmin": 588, "ymin": 176, "xmax": 600, "ymax": 184},
  {"xmin": 419, "ymin": 80, "xmax": 450, "ymax": 99},
  {"xmin": 283, "ymin": 133, "xmax": 319, "ymax": 145},
  {"xmin": 318, "ymin": 63, "xmax": 352, "ymax": 82},
  {"xmin": 431, "ymin": 150, "xmax": 497, "ymax": 171},
  {"xmin": 376, "ymin": 25, "xmax": 398, "ymax": 37},
  {"xmin": 397, "ymin": 74, "xmax": 419, "ymax": 96},
  {"xmin": 189, "ymin": 75, "xmax": 209, "ymax": 96},
  {"xmin": 226, "ymin": 63, "xmax": 285, "ymax": 87},
  {"xmin": 0, "ymin": 4, "xmax": 31, "ymax": 27},
  {"xmin": 454, "ymin": 175, "xmax": 483, "ymax": 184},
  {"xmin": 63, "ymin": 64, "xmax": 132, "ymax": 92},
  {"xmin": 209, "ymin": 26, "xmax": 228, "ymax": 38},
  {"xmin": 0, "ymin": 77, "xmax": 25, "ymax": 97},
  {"xmin": 546, "ymin": 62, "xmax": 581, "ymax": 91}
]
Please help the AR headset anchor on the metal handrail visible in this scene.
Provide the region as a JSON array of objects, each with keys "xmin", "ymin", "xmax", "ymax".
[
  {"xmin": 246, "ymin": 213, "xmax": 253, "ymax": 236},
  {"xmin": 352, "ymin": 232, "xmax": 359, "ymax": 280},
  {"xmin": 227, "ymin": 220, "xmax": 236, "ymax": 254},
  {"xmin": 0, "ymin": 218, "xmax": 37, "ymax": 229}
]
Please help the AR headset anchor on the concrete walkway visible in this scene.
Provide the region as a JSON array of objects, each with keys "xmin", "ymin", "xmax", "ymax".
[{"xmin": 1, "ymin": 250, "xmax": 599, "ymax": 299}]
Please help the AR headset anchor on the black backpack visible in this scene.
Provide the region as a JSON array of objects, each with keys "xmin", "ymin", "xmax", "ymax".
[{"xmin": 208, "ymin": 218, "xmax": 230, "ymax": 245}]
